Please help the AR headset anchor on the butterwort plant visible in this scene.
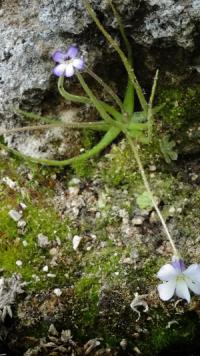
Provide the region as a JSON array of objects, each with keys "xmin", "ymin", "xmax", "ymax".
[{"xmin": 0, "ymin": 0, "xmax": 199, "ymax": 303}]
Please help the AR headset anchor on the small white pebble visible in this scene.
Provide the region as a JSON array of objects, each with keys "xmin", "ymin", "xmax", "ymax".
[
  {"xmin": 149, "ymin": 165, "xmax": 156, "ymax": 172},
  {"xmin": 27, "ymin": 173, "xmax": 33, "ymax": 180},
  {"xmin": 68, "ymin": 177, "xmax": 81, "ymax": 186},
  {"xmin": 131, "ymin": 216, "xmax": 144, "ymax": 226},
  {"xmin": 169, "ymin": 206, "xmax": 176, "ymax": 214},
  {"xmin": 37, "ymin": 233, "xmax": 49, "ymax": 248},
  {"xmin": 2, "ymin": 176, "xmax": 17, "ymax": 190},
  {"xmin": 32, "ymin": 274, "xmax": 40, "ymax": 282},
  {"xmin": 19, "ymin": 202, "xmax": 27, "ymax": 210},
  {"xmin": 17, "ymin": 220, "xmax": 26, "ymax": 228},
  {"xmin": 42, "ymin": 265, "xmax": 49, "ymax": 272},
  {"xmin": 49, "ymin": 247, "xmax": 58, "ymax": 256},
  {"xmin": 16, "ymin": 260, "xmax": 23, "ymax": 267},
  {"xmin": 53, "ymin": 288, "xmax": 62, "ymax": 297},
  {"xmin": 47, "ymin": 273, "xmax": 56, "ymax": 278},
  {"xmin": 68, "ymin": 186, "xmax": 79, "ymax": 195},
  {"xmin": 9, "ymin": 210, "xmax": 22, "ymax": 222},
  {"xmin": 72, "ymin": 235, "xmax": 83, "ymax": 251},
  {"xmin": 120, "ymin": 339, "xmax": 127, "ymax": 351},
  {"xmin": 22, "ymin": 240, "xmax": 28, "ymax": 247},
  {"xmin": 177, "ymin": 207, "xmax": 182, "ymax": 213},
  {"xmin": 86, "ymin": 246, "xmax": 92, "ymax": 251},
  {"xmin": 122, "ymin": 257, "xmax": 133, "ymax": 264}
]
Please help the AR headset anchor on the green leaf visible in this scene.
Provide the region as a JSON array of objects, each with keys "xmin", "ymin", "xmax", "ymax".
[
  {"xmin": 136, "ymin": 191, "xmax": 154, "ymax": 210},
  {"xmin": 159, "ymin": 135, "xmax": 178, "ymax": 164}
]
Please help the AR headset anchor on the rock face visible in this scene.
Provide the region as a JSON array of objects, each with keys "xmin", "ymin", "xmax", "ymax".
[
  {"xmin": 0, "ymin": 0, "xmax": 200, "ymax": 157},
  {"xmin": 136, "ymin": 0, "xmax": 200, "ymax": 49}
]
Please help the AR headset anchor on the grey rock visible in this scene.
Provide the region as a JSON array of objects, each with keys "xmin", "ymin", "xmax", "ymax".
[
  {"xmin": 37, "ymin": 233, "xmax": 49, "ymax": 248},
  {"xmin": 134, "ymin": 0, "xmax": 200, "ymax": 49},
  {"xmin": 0, "ymin": 274, "xmax": 25, "ymax": 322},
  {"xmin": 8, "ymin": 209, "xmax": 23, "ymax": 222},
  {"xmin": 1, "ymin": 0, "xmax": 200, "ymax": 158}
]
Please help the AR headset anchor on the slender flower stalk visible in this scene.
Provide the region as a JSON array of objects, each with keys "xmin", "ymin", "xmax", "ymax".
[
  {"xmin": 86, "ymin": 68, "xmax": 125, "ymax": 113},
  {"xmin": 147, "ymin": 70, "xmax": 159, "ymax": 143},
  {"xmin": 127, "ymin": 135, "xmax": 179, "ymax": 257},
  {"xmin": 0, "ymin": 121, "xmax": 109, "ymax": 135},
  {"xmin": 83, "ymin": 0, "xmax": 148, "ymax": 113}
]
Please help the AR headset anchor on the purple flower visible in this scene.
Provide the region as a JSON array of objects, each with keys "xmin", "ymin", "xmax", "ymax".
[
  {"xmin": 52, "ymin": 45, "xmax": 84, "ymax": 77},
  {"xmin": 157, "ymin": 256, "xmax": 200, "ymax": 303}
]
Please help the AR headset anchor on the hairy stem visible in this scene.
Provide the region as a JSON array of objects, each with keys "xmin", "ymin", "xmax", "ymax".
[
  {"xmin": 83, "ymin": 0, "xmax": 148, "ymax": 113},
  {"xmin": 0, "ymin": 121, "xmax": 109, "ymax": 135},
  {"xmin": 58, "ymin": 76, "xmax": 91, "ymax": 104},
  {"xmin": 58, "ymin": 75, "xmax": 122, "ymax": 121},
  {"xmin": 0, "ymin": 126, "xmax": 120, "ymax": 166},
  {"xmin": 76, "ymin": 72, "xmax": 124, "ymax": 130},
  {"xmin": 108, "ymin": 0, "xmax": 132, "ymax": 59},
  {"xmin": 86, "ymin": 68, "xmax": 124, "ymax": 112},
  {"xmin": 127, "ymin": 136, "xmax": 179, "ymax": 256},
  {"xmin": 147, "ymin": 70, "xmax": 159, "ymax": 142}
]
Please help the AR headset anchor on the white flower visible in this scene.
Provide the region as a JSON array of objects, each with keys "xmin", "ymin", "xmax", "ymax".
[
  {"xmin": 157, "ymin": 257, "xmax": 200, "ymax": 303},
  {"xmin": 52, "ymin": 46, "xmax": 84, "ymax": 77}
]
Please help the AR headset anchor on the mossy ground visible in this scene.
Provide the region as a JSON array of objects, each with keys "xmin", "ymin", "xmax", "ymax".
[{"xmin": 1, "ymin": 84, "xmax": 200, "ymax": 354}]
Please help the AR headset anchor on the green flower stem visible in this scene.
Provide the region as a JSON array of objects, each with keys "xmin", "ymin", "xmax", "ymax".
[
  {"xmin": 86, "ymin": 68, "xmax": 124, "ymax": 112},
  {"xmin": 108, "ymin": 0, "xmax": 132, "ymax": 60},
  {"xmin": 58, "ymin": 76, "xmax": 91, "ymax": 104},
  {"xmin": 15, "ymin": 108, "xmax": 63, "ymax": 125},
  {"xmin": 127, "ymin": 135, "xmax": 179, "ymax": 256},
  {"xmin": 147, "ymin": 70, "xmax": 159, "ymax": 142},
  {"xmin": 83, "ymin": 0, "xmax": 148, "ymax": 113},
  {"xmin": 0, "ymin": 121, "xmax": 109, "ymax": 135},
  {"xmin": 76, "ymin": 72, "xmax": 124, "ymax": 130},
  {"xmin": 108, "ymin": 0, "xmax": 134, "ymax": 117},
  {"xmin": 0, "ymin": 126, "xmax": 120, "ymax": 166},
  {"xmin": 58, "ymin": 75, "xmax": 122, "ymax": 121}
]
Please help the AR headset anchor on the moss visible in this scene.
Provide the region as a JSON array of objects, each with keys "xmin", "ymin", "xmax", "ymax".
[
  {"xmin": 158, "ymin": 84, "xmax": 200, "ymax": 130},
  {"xmin": 1, "ymin": 89, "xmax": 200, "ymax": 355},
  {"xmin": 73, "ymin": 245, "xmax": 129, "ymax": 337},
  {"xmin": 0, "ymin": 155, "xmax": 77, "ymax": 291},
  {"xmin": 175, "ymin": 187, "xmax": 200, "ymax": 239},
  {"xmin": 139, "ymin": 311, "xmax": 200, "ymax": 355}
]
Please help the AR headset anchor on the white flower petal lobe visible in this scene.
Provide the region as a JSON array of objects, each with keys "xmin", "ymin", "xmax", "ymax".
[
  {"xmin": 157, "ymin": 264, "xmax": 178, "ymax": 281},
  {"xmin": 183, "ymin": 264, "xmax": 200, "ymax": 283},
  {"xmin": 65, "ymin": 64, "xmax": 74, "ymax": 77},
  {"xmin": 175, "ymin": 279, "xmax": 190, "ymax": 303},
  {"xmin": 157, "ymin": 279, "xmax": 176, "ymax": 301}
]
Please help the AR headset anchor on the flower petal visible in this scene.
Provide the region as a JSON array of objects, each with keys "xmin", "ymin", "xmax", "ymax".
[
  {"xmin": 157, "ymin": 279, "xmax": 176, "ymax": 301},
  {"xmin": 73, "ymin": 58, "xmax": 84, "ymax": 70},
  {"xmin": 53, "ymin": 63, "xmax": 66, "ymax": 77},
  {"xmin": 65, "ymin": 64, "xmax": 74, "ymax": 77},
  {"xmin": 157, "ymin": 264, "xmax": 178, "ymax": 281},
  {"xmin": 66, "ymin": 46, "xmax": 78, "ymax": 59},
  {"xmin": 171, "ymin": 258, "xmax": 185, "ymax": 272},
  {"xmin": 175, "ymin": 279, "xmax": 190, "ymax": 303},
  {"xmin": 186, "ymin": 279, "xmax": 200, "ymax": 295},
  {"xmin": 52, "ymin": 51, "xmax": 66, "ymax": 63},
  {"xmin": 183, "ymin": 264, "xmax": 200, "ymax": 283}
]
